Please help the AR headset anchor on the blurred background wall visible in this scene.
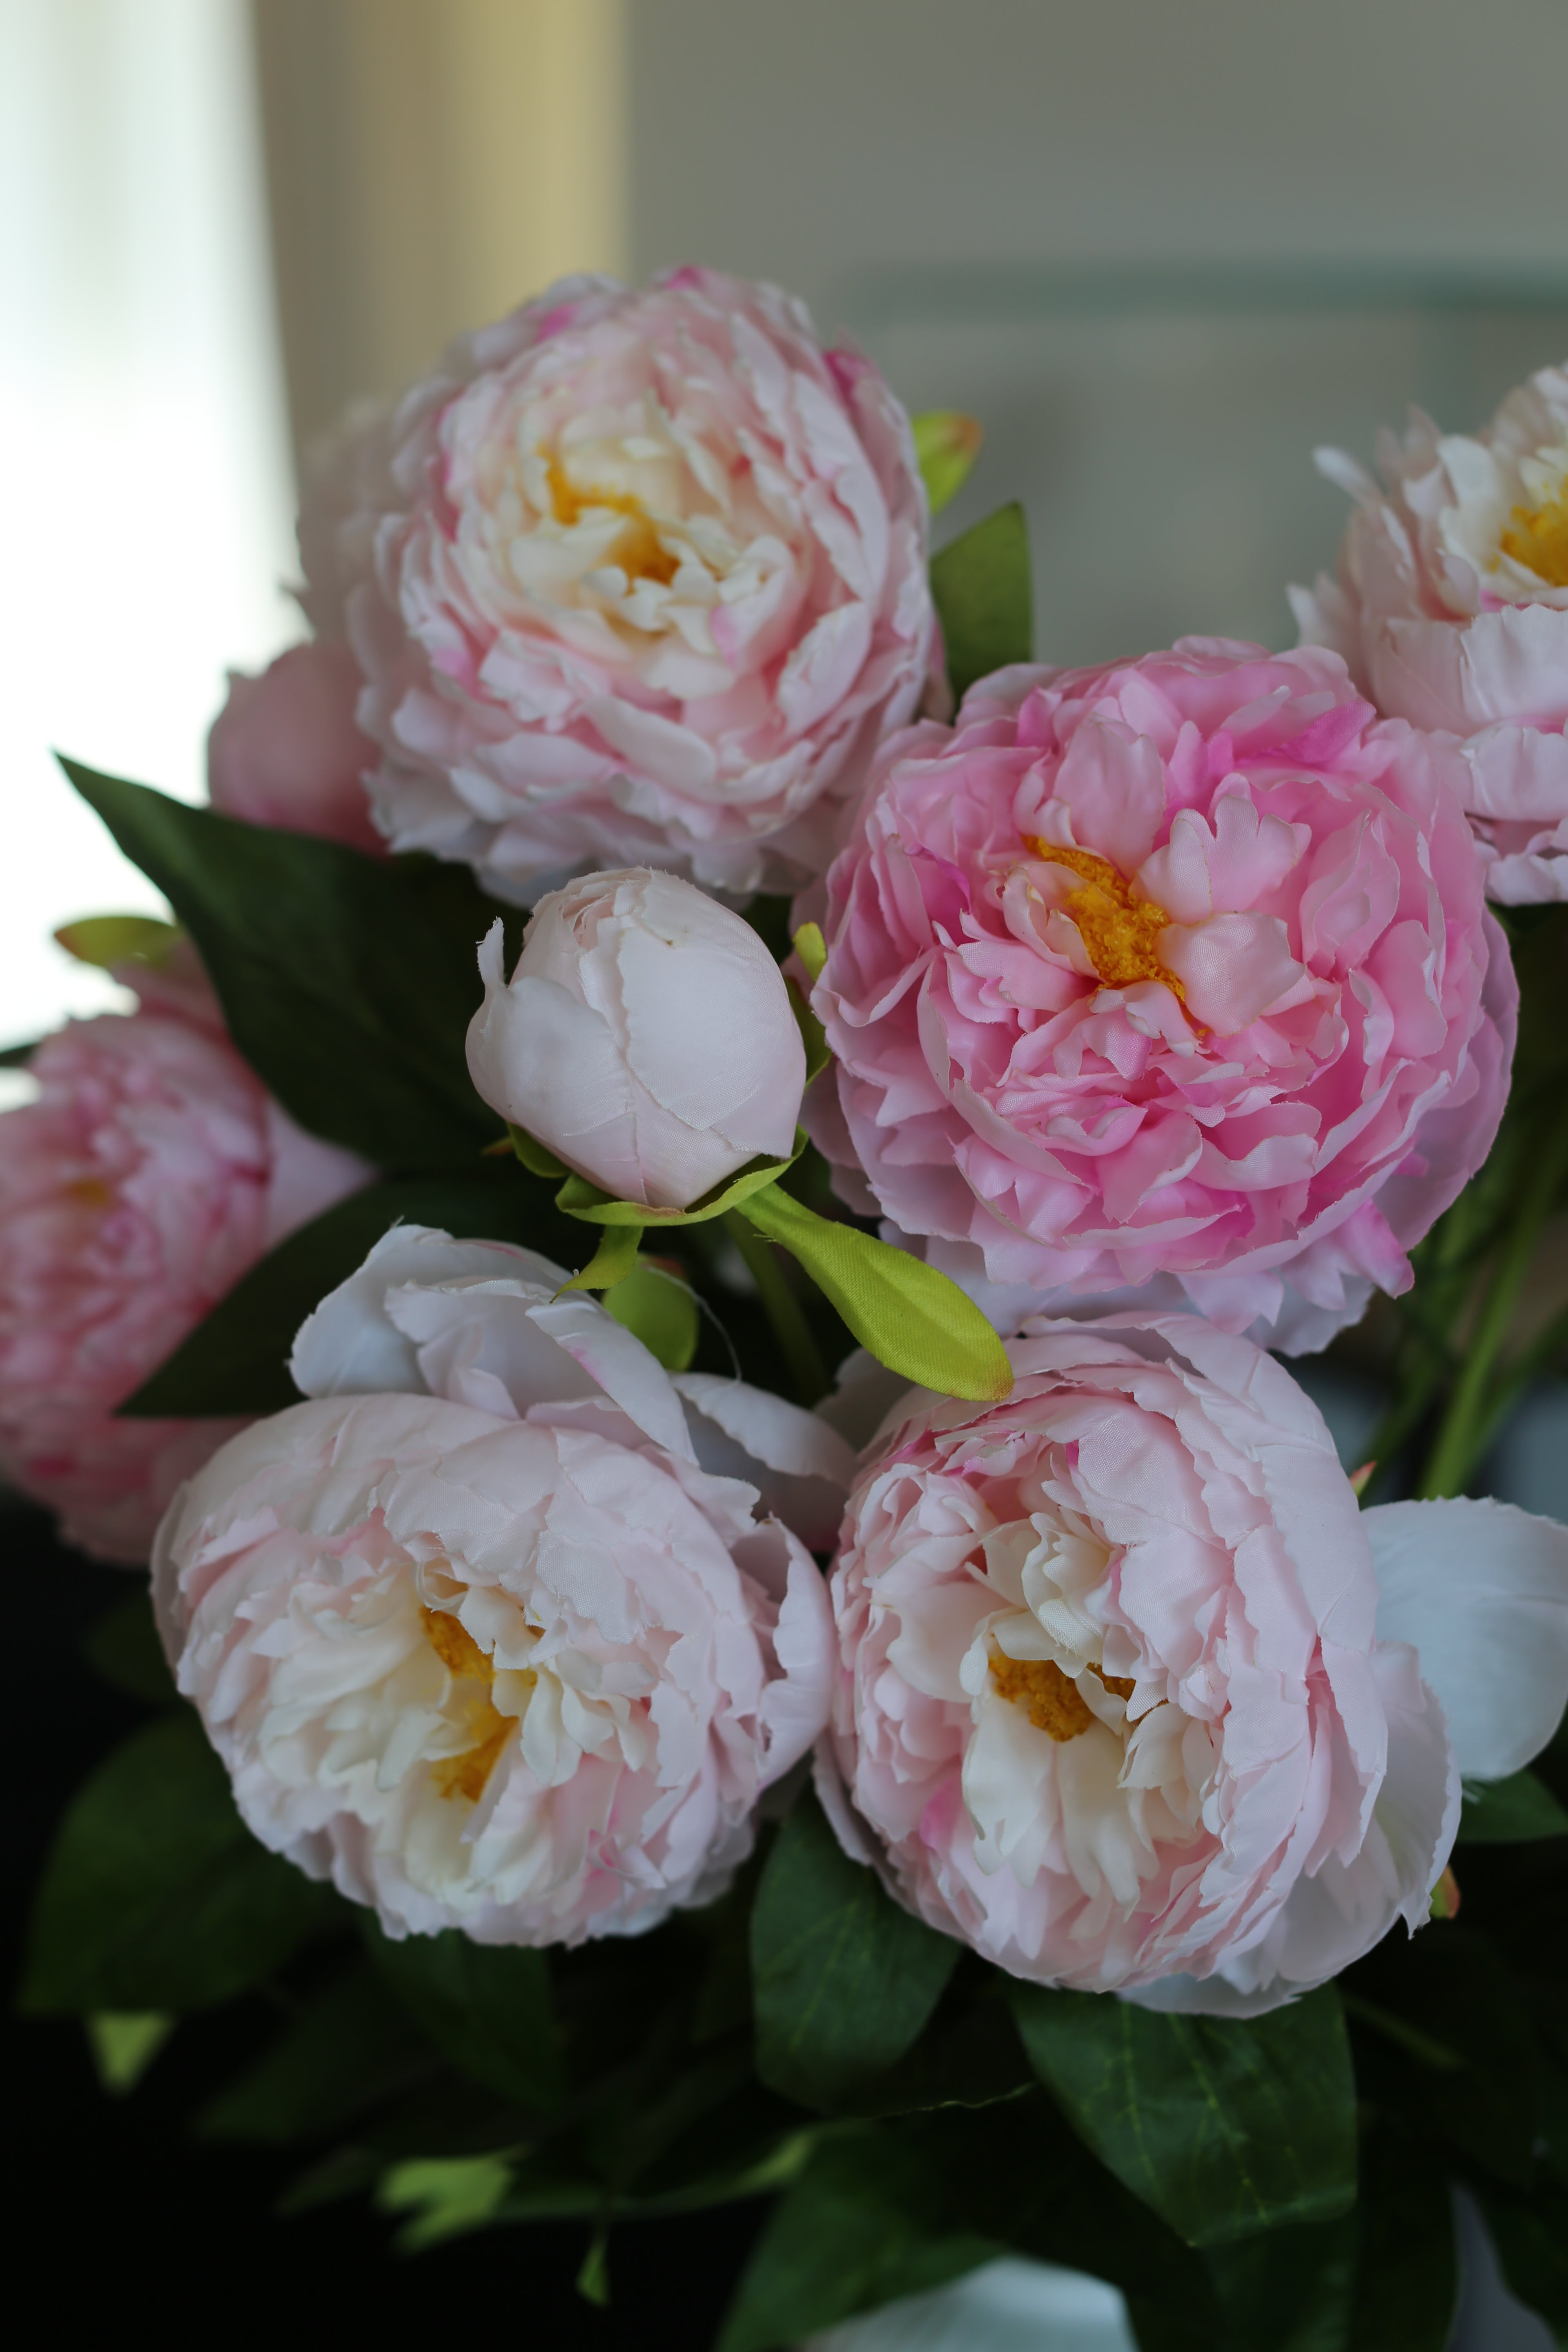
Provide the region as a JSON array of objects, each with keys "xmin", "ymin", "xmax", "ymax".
[{"xmin": 2, "ymin": 0, "xmax": 1566, "ymax": 1054}]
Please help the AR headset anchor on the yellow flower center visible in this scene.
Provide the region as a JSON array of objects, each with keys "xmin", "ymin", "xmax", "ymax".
[
  {"xmin": 547, "ymin": 458, "xmax": 680, "ymax": 587},
  {"xmin": 1499, "ymin": 487, "xmax": 1568, "ymax": 589},
  {"xmin": 1025, "ymin": 838, "xmax": 1183, "ymax": 1000},
  {"xmin": 422, "ymin": 1604, "xmax": 526, "ymax": 1803},
  {"xmin": 990, "ymin": 1651, "xmax": 1138, "ymax": 1742}
]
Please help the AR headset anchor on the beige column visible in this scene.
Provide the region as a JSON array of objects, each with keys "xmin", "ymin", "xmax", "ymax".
[{"xmin": 250, "ymin": 0, "xmax": 626, "ymax": 459}]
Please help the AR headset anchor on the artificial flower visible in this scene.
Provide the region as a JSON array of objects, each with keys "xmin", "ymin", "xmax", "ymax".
[
  {"xmin": 207, "ymin": 641, "xmax": 383, "ymax": 851},
  {"xmin": 1293, "ymin": 364, "xmax": 1568, "ymax": 901},
  {"xmin": 806, "ymin": 642, "xmax": 1514, "ymax": 1352},
  {"xmin": 154, "ymin": 1225, "xmax": 848, "ymax": 1942}
]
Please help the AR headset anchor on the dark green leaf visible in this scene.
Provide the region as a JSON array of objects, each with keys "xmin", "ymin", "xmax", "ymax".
[
  {"xmin": 751, "ymin": 1789, "xmax": 958, "ymax": 2110},
  {"xmin": 82, "ymin": 1591, "xmax": 175, "ymax": 1705},
  {"xmin": 197, "ymin": 1961, "xmax": 435, "ymax": 2144},
  {"xmin": 1207, "ymin": 2214, "xmax": 1357, "ymax": 2352},
  {"xmin": 716, "ymin": 2130, "xmax": 999, "ymax": 2352},
  {"xmin": 930, "ymin": 502, "xmax": 1032, "ymax": 702},
  {"xmin": 741, "ymin": 1182, "xmax": 1013, "ymax": 1402},
  {"xmin": 1347, "ymin": 2124, "xmax": 1458, "ymax": 2352},
  {"xmin": 1010, "ymin": 1983, "xmax": 1357, "ymax": 2250},
  {"xmin": 20, "ymin": 1713, "xmax": 336, "ymax": 2013},
  {"xmin": 64, "ymin": 761, "xmax": 512, "ymax": 1169},
  {"xmin": 0, "ymin": 1037, "xmax": 40, "ymax": 1068},
  {"xmin": 1347, "ymin": 1923, "xmax": 1539, "ymax": 2187},
  {"xmin": 120, "ymin": 1172, "xmax": 573, "ymax": 1417},
  {"xmin": 1458, "ymin": 1768, "xmax": 1568, "ymax": 1845},
  {"xmin": 363, "ymin": 1918, "xmax": 564, "ymax": 2117}
]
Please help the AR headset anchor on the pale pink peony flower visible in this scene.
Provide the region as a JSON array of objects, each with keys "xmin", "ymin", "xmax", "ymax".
[
  {"xmin": 0, "ymin": 980, "xmax": 371, "ymax": 1562},
  {"xmin": 154, "ymin": 1225, "xmax": 845, "ymax": 1943},
  {"xmin": 207, "ymin": 641, "xmax": 383, "ymax": 852},
  {"xmin": 1293, "ymin": 364, "xmax": 1568, "ymax": 902},
  {"xmin": 806, "ymin": 643, "xmax": 1515, "ymax": 1353},
  {"xmin": 298, "ymin": 269, "xmax": 938, "ymax": 900},
  {"xmin": 467, "ymin": 869, "xmax": 806, "ymax": 1208},
  {"xmin": 820, "ymin": 1317, "xmax": 1568, "ymax": 2012}
]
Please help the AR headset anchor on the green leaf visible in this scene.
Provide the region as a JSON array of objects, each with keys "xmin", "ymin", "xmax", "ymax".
[
  {"xmin": 1207, "ymin": 2213, "xmax": 1357, "ymax": 2352},
  {"xmin": 64, "ymin": 760, "xmax": 512, "ymax": 1170},
  {"xmin": 555, "ymin": 1134, "xmax": 806, "ymax": 1228},
  {"xmin": 120, "ymin": 1173, "xmax": 567, "ymax": 1417},
  {"xmin": 363, "ymin": 1918, "xmax": 564, "ymax": 2117},
  {"xmin": 716, "ymin": 2130, "xmax": 1000, "ymax": 2352},
  {"xmin": 1010, "ymin": 1983, "xmax": 1357, "ymax": 2250},
  {"xmin": 602, "ymin": 1260, "xmax": 700, "ymax": 1371},
  {"xmin": 787, "ymin": 976, "xmax": 830, "ymax": 1082},
  {"xmin": 54, "ymin": 913, "xmax": 181, "ymax": 968},
  {"xmin": 751, "ymin": 1789, "xmax": 959, "ymax": 2110},
  {"xmin": 1459, "ymin": 1767, "xmax": 1568, "ymax": 1844},
  {"xmin": 20, "ymin": 1713, "xmax": 336, "ymax": 2013},
  {"xmin": 378, "ymin": 2154, "xmax": 518, "ymax": 2252},
  {"xmin": 508, "ymin": 1123, "xmax": 568, "ymax": 1180},
  {"xmin": 82, "ymin": 1592, "xmax": 175, "ymax": 1705},
  {"xmin": 86, "ymin": 2011, "xmax": 174, "ymax": 2093},
  {"xmin": 930, "ymin": 502, "xmax": 1032, "ymax": 703},
  {"xmin": 791, "ymin": 923, "xmax": 826, "ymax": 985},
  {"xmin": 197, "ymin": 1962, "xmax": 434, "ymax": 2145},
  {"xmin": 912, "ymin": 411, "xmax": 984, "ymax": 515},
  {"xmin": 739, "ymin": 1183, "xmax": 1013, "ymax": 1402},
  {"xmin": 557, "ymin": 1220, "xmax": 644, "ymax": 1295}
]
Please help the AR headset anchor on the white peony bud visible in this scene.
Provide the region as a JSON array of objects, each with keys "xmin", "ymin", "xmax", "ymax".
[{"xmin": 466, "ymin": 869, "xmax": 806, "ymax": 1209}]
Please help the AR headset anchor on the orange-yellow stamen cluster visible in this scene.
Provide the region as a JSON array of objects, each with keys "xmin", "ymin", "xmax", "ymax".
[
  {"xmin": 1499, "ymin": 487, "xmax": 1568, "ymax": 590},
  {"xmin": 547, "ymin": 458, "xmax": 680, "ymax": 586},
  {"xmin": 989, "ymin": 1652, "xmax": 1139, "ymax": 1742},
  {"xmin": 422, "ymin": 1604, "xmax": 523, "ymax": 1802},
  {"xmin": 1025, "ymin": 838, "xmax": 1183, "ymax": 1000}
]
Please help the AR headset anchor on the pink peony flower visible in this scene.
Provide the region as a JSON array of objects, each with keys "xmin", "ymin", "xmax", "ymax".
[
  {"xmin": 0, "ymin": 980, "xmax": 370, "ymax": 1562},
  {"xmin": 154, "ymin": 1225, "xmax": 844, "ymax": 1944},
  {"xmin": 1293, "ymin": 364, "xmax": 1568, "ymax": 901},
  {"xmin": 207, "ymin": 640, "xmax": 383, "ymax": 852},
  {"xmin": 806, "ymin": 642, "xmax": 1515, "ymax": 1352},
  {"xmin": 819, "ymin": 1316, "xmax": 1568, "ymax": 2012},
  {"xmin": 298, "ymin": 269, "xmax": 938, "ymax": 900}
]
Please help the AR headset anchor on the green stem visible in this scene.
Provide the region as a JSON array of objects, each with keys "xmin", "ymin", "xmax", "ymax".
[
  {"xmin": 724, "ymin": 1212, "xmax": 829, "ymax": 1405},
  {"xmin": 1417, "ymin": 1101, "xmax": 1568, "ymax": 1499}
]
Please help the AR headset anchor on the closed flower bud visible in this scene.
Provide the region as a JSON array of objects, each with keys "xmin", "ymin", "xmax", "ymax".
[{"xmin": 466, "ymin": 868, "xmax": 806, "ymax": 1208}]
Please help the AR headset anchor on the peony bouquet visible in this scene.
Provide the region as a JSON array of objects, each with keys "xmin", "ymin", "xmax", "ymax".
[{"xmin": 12, "ymin": 272, "xmax": 1568, "ymax": 2345}]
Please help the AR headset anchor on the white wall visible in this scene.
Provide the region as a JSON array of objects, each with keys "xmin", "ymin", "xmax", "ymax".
[{"xmin": 628, "ymin": 0, "xmax": 1568, "ymax": 664}]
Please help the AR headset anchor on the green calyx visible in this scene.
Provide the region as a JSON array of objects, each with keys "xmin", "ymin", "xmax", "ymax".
[{"xmin": 502, "ymin": 1125, "xmax": 1012, "ymax": 1405}]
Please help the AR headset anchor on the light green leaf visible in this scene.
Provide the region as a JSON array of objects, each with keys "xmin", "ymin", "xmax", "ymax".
[
  {"xmin": 378, "ymin": 2154, "xmax": 517, "ymax": 2251},
  {"xmin": 65, "ymin": 759, "xmax": 514, "ymax": 1169},
  {"xmin": 739, "ymin": 1184, "xmax": 1012, "ymax": 1402},
  {"xmin": 21, "ymin": 1713, "xmax": 336, "ymax": 2014},
  {"xmin": 930, "ymin": 501, "xmax": 1033, "ymax": 703},
  {"xmin": 602, "ymin": 1260, "xmax": 701, "ymax": 1370},
  {"xmin": 1010, "ymin": 1983, "xmax": 1357, "ymax": 2250},
  {"xmin": 1457, "ymin": 1766, "xmax": 1568, "ymax": 1844},
  {"xmin": 751, "ymin": 1790, "xmax": 959, "ymax": 2111},
  {"xmin": 788, "ymin": 977, "xmax": 830, "ymax": 1082},
  {"xmin": 558, "ymin": 1221, "xmax": 644, "ymax": 1294},
  {"xmin": 508, "ymin": 1123, "xmax": 569, "ymax": 1180},
  {"xmin": 87, "ymin": 2011, "xmax": 174, "ymax": 2093},
  {"xmin": 911, "ymin": 412, "xmax": 984, "ymax": 515},
  {"xmin": 54, "ymin": 913, "xmax": 180, "ymax": 969},
  {"xmin": 554, "ymin": 1132, "xmax": 806, "ymax": 1228},
  {"xmin": 792, "ymin": 923, "xmax": 827, "ymax": 984},
  {"xmin": 119, "ymin": 1173, "xmax": 571, "ymax": 1417}
]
